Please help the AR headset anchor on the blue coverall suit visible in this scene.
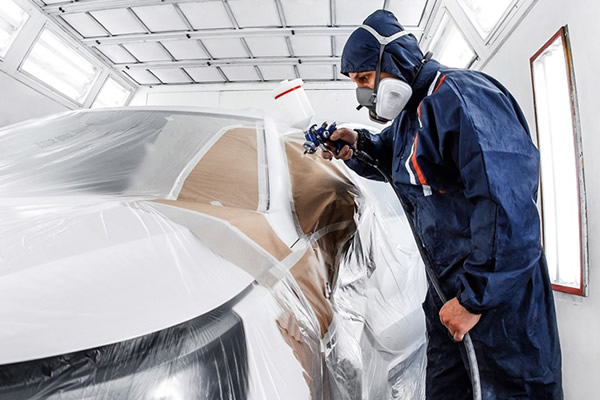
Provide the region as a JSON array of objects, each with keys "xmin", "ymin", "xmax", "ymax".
[{"xmin": 342, "ymin": 10, "xmax": 562, "ymax": 399}]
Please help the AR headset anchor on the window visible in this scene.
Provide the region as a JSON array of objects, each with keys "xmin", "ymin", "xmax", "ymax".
[
  {"xmin": 20, "ymin": 28, "xmax": 99, "ymax": 104},
  {"xmin": 426, "ymin": 12, "xmax": 477, "ymax": 69},
  {"xmin": 420, "ymin": 0, "xmax": 536, "ymax": 71},
  {"xmin": 0, "ymin": 0, "xmax": 29, "ymax": 58},
  {"xmin": 530, "ymin": 26, "xmax": 587, "ymax": 296},
  {"xmin": 92, "ymin": 77, "xmax": 132, "ymax": 108},
  {"xmin": 457, "ymin": 0, "xmax": 516, "ymax": 40}
]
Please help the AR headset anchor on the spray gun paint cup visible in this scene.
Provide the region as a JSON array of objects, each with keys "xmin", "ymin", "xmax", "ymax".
[{"xmin": 272, "ymin": 79, "xmax": 314, "ymax": 130}]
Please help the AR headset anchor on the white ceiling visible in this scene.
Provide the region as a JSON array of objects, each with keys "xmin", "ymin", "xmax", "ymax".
[{"xmin": 36, "ymin": 0, "xmax": 434, "ymax": 86}]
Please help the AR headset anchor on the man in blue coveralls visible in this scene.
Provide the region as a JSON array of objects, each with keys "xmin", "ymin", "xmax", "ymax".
[{"xmin": 322, "ymin": 10, "xmax": 563, "ymax": 399}]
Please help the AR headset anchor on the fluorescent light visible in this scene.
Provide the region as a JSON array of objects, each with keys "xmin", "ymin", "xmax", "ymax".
[
  {"xmin": 20, "ymin": 29, "xmax": 99, "ymax": 104},
  {"xmin": 458, "ymin": 0, "xmax": 516, "ymax": 40},
  {"xmin": 92, "ymin": 77, "xmax": 131, "ymax": 108},
  {"xmin": 427, "ymin": 13, "xmax": 476, "ymax": 69},
  {"xmin": 0, "ymin": 0, "xmax": 29, "ymax": 58},
  {"xmin": 532, "ymin": 35, "xmax": 582, "ymax": 289}
]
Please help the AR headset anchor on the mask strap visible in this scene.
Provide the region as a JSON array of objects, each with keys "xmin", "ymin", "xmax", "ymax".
[
  {"xmin": 358, "ymin": 25, "xmax": 411, "ymax": 45},
  {"xmin": 358, "ymin": 25, "xmax": 412, "ymax": 104},
  {"xmin": 392, "ymin": 51, "xmax": 433, "ymax": 87},
  {"xmin": 414, "ymin": 51, "xmax": 433, "ymax": 83},
  {"xmin": 372, "ymin": 44, "xmax": 386, "ymax": 104}
]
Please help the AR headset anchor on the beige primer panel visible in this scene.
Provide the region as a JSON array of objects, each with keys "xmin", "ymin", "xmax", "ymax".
[{"xmin": 178, "ymin": 127, "xmax": 260, "ymax": 210}]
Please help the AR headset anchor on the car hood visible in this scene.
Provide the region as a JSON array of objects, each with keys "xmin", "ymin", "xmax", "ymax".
[{"xmin": 0, "ymin": 197, "xmax": 255, "ymax": 364}]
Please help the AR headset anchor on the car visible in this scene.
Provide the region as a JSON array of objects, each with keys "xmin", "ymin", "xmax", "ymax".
[{"xmin": 0, "ymin": 107, "xmax": 428, "ymax": 399}]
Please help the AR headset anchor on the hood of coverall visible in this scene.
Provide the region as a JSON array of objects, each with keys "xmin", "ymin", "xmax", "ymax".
[{"xmin": 341, "ymin": 10, "xmax": 439, "ymax": 111}]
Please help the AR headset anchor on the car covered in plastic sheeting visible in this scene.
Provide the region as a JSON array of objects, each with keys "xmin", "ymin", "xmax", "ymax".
[{"xmin": 0, "ymin": 108, "xmax": 428, "ymax": 399}]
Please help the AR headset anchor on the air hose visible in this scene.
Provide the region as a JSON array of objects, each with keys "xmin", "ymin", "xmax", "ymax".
[{"xmin": 352, "ymin": 149, "xmax": 483, "ymax": 400}]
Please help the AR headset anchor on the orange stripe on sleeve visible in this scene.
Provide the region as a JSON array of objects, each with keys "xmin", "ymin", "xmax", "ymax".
[
  {"xmin": 410, "ymin": 134, "xmax": 428, "ymax": 185},
  {"xmin": 411, "ymin": 75, "xmax": 445, "ymax": 188},
  {"xmin": 433, "ymin": 75, "xmax": 446, "ymax": 93}
]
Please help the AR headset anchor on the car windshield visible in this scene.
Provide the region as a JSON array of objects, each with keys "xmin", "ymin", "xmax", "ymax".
[{"xmin": 0, "ymin": 109, "xmax": 262, "ymax": 198}]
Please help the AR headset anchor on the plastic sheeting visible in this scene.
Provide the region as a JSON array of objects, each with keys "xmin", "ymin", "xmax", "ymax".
[{"xmin": 0, "ymin": 108, "xmax": 427, "ymax": 399}]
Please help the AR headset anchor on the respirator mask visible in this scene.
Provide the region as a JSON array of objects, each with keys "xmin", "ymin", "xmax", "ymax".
[{"xmin": 354, "ymin": 25, "xmax": 430, "ymax": 124}]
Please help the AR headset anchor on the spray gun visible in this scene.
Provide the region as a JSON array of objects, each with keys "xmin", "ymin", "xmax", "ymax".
[
  {"xmin": 271, "ymin": 80, "xmax": 354, "ymax": 156},
  {"xmin": 303, "ymin": 122, "xmax": 356, "ymax": 155}
]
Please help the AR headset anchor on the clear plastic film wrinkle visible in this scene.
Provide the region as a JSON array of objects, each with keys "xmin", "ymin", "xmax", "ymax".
[
  {"xmin": 283, "ymin": 135, "xmax": 428, "ymax": 399},
  {"xmin": 0, "ymin": 109, "xmax": 428, "ymax": 399}
]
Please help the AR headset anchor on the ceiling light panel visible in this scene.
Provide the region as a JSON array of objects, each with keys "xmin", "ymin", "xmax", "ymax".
[
  {"xmin": 61, "ymin": 13, "xmax": 108, "ymax": 38},
  {"xmin": 244, "ymin": 37, "xmax": 289, "ymax": 57},
  {"xmin": 335, "ymin": 0, "xmax": 383, "ymax": 26},
  {"xmin": 258, "ymin": 65, "xmax": 296, "ymax": 81},
  {"xmin": 97, "ymin": 44, "xmax": 138, "ymax": 63},
  {"xmin": 132, "ymin": 5, "xmax": 188, "ymax": 32},
  {"xmin": 227, "ymin": 0, "xmax": 281, "ymax": 27},
  {"xmin": 0, "ymin": 0, "xmax": 30, "ymax": 58},
  {"xmin": 290, "ymin": 36, "xmax": 332, "ymax": 56},
  {"xmin": 457, "ymin": 0, "xmax": 516, "ymax": 39},
  {"xmin": 177, "ymin": 2, "xmax": 233, "ymax": 30},
  {"xmin": 20, "ymin": 28, "xmax": 99, "ymax": 104},
  {"xmin": 202, "ymin": 38, "xmax": 249, "ymax": 58},
  {"xmin": 90, "ymin": 9, "xmax": 147, "ymax": 35},
  {"xmin": 150, "ymin": 68, "xmax": 193, "ymax": 84},
  {"xmin": 185, "ymin": 67, "xmax": 224, "ymax": 83},
  {"xmin": 123, "ymin": 42, "xmax": 172, "ymax": 62},
  {"xmin": 92, "ymin": 77, "xmax": 131, "ymax": 108},
  {"xmin": 219, "ymin": 65, "xmax": 260, "ymax": 81},
  {"xmin": 297, "ymin": 64, "xmax": 334, "ymax": 80},
  {"xmin": 125, "ymin": 69, "xmax": 161, "ymax": 85},
  {"xmin": 280, "ymin": 0, "xmax": 330, "ymax": 26},
  {"xmin": 42, "ymin": 0, "xmax": 68, "ymax": 3},
  {"xmin": 426, "ymin": 12, "xmax": 476, "ymax": 68},
  {"xmin": 387, "ymin": 0, "xmax": 429, "ymax": 26},
  {"xmin": 161, "ymin": 40, "xmax": 208, "ymax": 60}
]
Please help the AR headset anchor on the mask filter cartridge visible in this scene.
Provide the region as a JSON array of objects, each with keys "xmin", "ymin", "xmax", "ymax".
[{"xmin": 374, "ymin": 78, "xmax": 412, "ymax": 121}]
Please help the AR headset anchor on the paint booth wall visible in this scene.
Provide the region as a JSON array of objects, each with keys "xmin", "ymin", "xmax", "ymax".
[
  {"xmin": 481, "ymin": 0, "xmax": 600, "ymax": 397},
  {"xmin": 0, "ymin": 71, "xmax": 70, "ymax": 128},
  {"xmin": 129, "ymin": 85, "xmax": 383, "ymax": 130}
]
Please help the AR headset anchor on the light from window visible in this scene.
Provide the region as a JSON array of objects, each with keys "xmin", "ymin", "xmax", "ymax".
[
  {"xmin": 20, "ymin": 29, "xmax": 99, "ymax": 104},
  {"xmin": 458, "ymin": 0, "xmax": 515, "ymax": 40},
  {"xmin": 92, "ymin": 77, "xmax": 131, "ymax": 108},
  {"xmin": 0, "ymin": 0, "xmax": 29, "ymax": 58},
  {"xmin": 531, "ymin": 27, "xmax": 586, "ymax": 295},
  {"xmin": 427, "ymin": 13, "xmax": 476, "ymax": 69}
]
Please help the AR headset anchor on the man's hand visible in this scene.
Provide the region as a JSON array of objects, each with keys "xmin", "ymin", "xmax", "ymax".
[
  {"xmin": 439, "ymin": 297, "xmax": 481, "ymax": 342},
  {"xmin": 321, "ymin": 128, "xmax": 358, "ymax": 161}
]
